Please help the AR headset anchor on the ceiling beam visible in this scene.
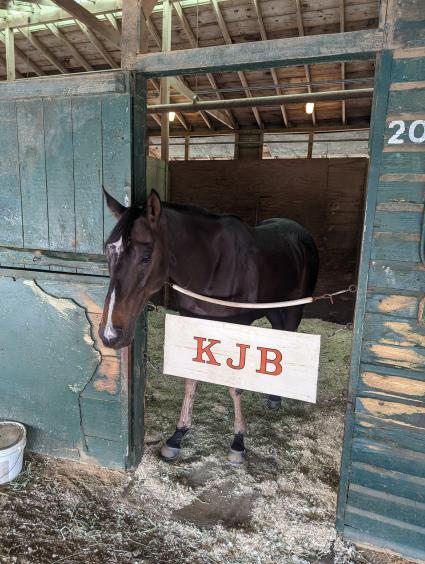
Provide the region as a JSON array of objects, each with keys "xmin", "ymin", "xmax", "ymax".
[
  {"xmin": 251, "ymin": 0, "xmax": 289, "ymax": 128},
  {"xmin": 134, "ymin": 29, "xmax": 383, "ymax": 76},
  {"xmin": 150, "ymin": 76, "xmax": 189, "ymax": 130},
  {"xmin": 172, "ymin": 0, "xmax": 236, "ymax": 129},
  {"xmin": 20, "ymin": 27, "xmax": 68, "ymax": 73},
  {"xmin": 294, "ymin": 0, "xmax": 316, "ymax": 126},
  {"xmin": 148, "ymin": 87, "xmax": 374, "ymax": 113},
  {"xmin": 211, "ymin": 0, "xmax": 262, "ymax": 128},
  {"xmin": 0, "ymin": 30, "xmax": 46, "ymax": 76},
  {"xmin": 75, "ymin": 19, "xmax": 118, "ymax": 68},
  {"xmin": 46, "ymin": 22, "xmax": 93, "ymax": 72},
  {"xmin": 49, "ymin": 0, "xmax": 121, "ymax": 47}
]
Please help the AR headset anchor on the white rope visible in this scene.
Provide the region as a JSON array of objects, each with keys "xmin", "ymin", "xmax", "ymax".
[{"xmin": 170, "ymin": 284, "xmax": 314, "ymax": 309}]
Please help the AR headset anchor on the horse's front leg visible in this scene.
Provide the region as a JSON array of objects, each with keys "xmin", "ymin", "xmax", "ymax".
[
  {"xmin": 227, "ymin": 387, "xmax": 246, "ymax": 465},
  {"xmin": 160, "ymin": 378, "xmax": 198, "ymax": 461}
]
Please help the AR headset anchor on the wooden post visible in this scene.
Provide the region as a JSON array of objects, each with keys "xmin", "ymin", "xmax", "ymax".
[
  {"xmin": 235, "ymin": 129, "xmax": 263, "ymax": 159},
  {"xmin": 307, "ymin": 132, "xmax": 314, "ymax": 158},
  {"xmin": 160, "ymin": 0, "xmax": 171, "ymax": 171},
  {"xmin": 121, "ymin": 0, "xmax": 158, "ymax": 69},
  {"xmin": 184, "ymin": 133, "xmax": 190, "ymax": 161},
  {"xmin": 5, "ymin": 26, "xmax": 15, "ymax": 81}
]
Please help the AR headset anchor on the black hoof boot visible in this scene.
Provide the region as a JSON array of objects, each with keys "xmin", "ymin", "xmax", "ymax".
[
  {"xmin": 227, "ymin": 432, "xmax": 246, "ymax": 466},
  {"xmin": 267, "ymin": 394, "xmax": 282, "ymax": 410},
  {"xmin": 160, "ymin": 427, "xmax": 189, "ymax": 461}
]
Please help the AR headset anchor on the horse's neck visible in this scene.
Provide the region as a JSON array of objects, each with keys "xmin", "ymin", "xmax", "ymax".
[{"xmin": 163, "ymin": 206, "xmax": 220, "ymax": 288}]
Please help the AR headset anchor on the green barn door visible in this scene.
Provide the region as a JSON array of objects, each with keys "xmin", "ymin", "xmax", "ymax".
[
  {"xmin": 338, "ymin": 2, "xmax": 425, "ymax": 560},
  {"xmin": 0, "ymin": 71, "xmax": 147, "ymax": 469}
]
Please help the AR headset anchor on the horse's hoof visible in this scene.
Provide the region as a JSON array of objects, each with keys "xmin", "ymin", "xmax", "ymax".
[
  {"xmin": 227, "ymin": 448, "xmax": 246, "ymax": 466},
  {"xmin": 160, "ymin": 443, "xmax": 181, "ymax": 461},
  {"xmin": 267, "ymin": 396, "xmax": 282, "ymax": 410}
]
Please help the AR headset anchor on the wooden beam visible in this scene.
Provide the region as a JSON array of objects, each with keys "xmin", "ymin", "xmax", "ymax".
[
  {"xmin": 105, "ymin": 13, "xmax": 119, "ymax": 32},
  {"xmin": 46, "ymin": 22, "xmax": 93, "ymax": 72},
  {"xmin": 251, "ymin": 0, "xmax": 289, "ymax": 127},
  {"xmin": 121, "ymin": 0, "xmax": 158, "ymax": 67},
  {"xmin": 294, "ymin": 0, "xmax": 316, "ymax": 126},
  {"xmin": 211, "ymin": 0, "xmax": 262, "ymax": 128},
  {"xmin": 75, "ymin": 20, "xmax": 118, "ymax": 68},
  {"xmin": 149, "ymin": 77, "xmax": 189, "ymax": 130},
  {"xmin": 49, "ymin": 0, "xmax": 121, "ymax": 48},
  {"xmin": 172, "ymin": 0, "xmax": 236, "ymax": 128},
  {"xmin": 339, "ymin": 0, "xmax": 346, "ymax": 125},
  {"xmin": 0, "ymin": 31, "xmax": 46, "ymax": 76},
  {"xmin": 20, "ymin": 28, "xmax": 68, "ymax": 74},
  {"xmin": 134, "ymin": 29, "xmax": 384, "ymax": 76},
  {"xmin": 161, "ymin": 0, "xmax": 171, "ymax": 163},
  {"xmin": 5, "ymin": 26, "xmax": 15, "ymax": 81}
]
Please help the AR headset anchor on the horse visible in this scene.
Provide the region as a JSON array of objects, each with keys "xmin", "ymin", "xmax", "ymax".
[{"xmin": 99, "ymin": 188, "xmax": 319, "ymax": 464}]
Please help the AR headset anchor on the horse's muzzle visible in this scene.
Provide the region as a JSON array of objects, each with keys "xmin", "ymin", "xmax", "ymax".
[{"xmin": 99, "ymin": 326, "xmax": 129, "ymax": 349}]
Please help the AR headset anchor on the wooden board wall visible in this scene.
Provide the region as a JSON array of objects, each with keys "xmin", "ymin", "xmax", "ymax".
[
  {"xmin": 169, "ymin": 158, "xmax": 368, "ymax": 323},
  {"xmin": 337, "ymin": 2, "xmax": 425, "ymax": 558}
]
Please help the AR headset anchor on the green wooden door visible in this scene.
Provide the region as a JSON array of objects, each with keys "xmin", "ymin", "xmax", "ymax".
[
  {"xmin": 0, "ymin": 71, "xmax": 147, "ymax": 469},
  {"xmin": 338, "ymin": 3, "xmax": 425, "ymax": 559}
]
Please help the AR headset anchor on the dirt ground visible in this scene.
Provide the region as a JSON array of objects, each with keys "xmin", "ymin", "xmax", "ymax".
[{"xmin": 0, "ymin": 309, "xmax": 412, "ymax": 563}]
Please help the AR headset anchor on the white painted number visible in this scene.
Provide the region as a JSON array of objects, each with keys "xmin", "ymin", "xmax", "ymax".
[
  {"xmin": 387, "ymin": 119, "xmax": 425, "ymax": 144},
  {"xmin": 388, "ymin": 120, "xmax": 405, "ymax": 144},
  {"xmin": 408, "ymin": 120, "xmax": 425, "ymax": 143}
]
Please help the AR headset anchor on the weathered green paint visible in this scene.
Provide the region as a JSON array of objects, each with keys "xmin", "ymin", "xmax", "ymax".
[
  {"xmin": 0, "ymin": 71, "xmax": 153, "ymax": 470},
  {"xmin": 338, "ymin": 3, "xmax": 425, "ymax": 559},
  {"xmin": 0, "ymin": 101, "xmax": 23, "ymax": 247}
]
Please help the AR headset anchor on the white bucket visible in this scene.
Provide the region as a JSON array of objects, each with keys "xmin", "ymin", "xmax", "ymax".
[{"xmin": 0, "ymin": 421, "xmax": 26, "ymax": 485}]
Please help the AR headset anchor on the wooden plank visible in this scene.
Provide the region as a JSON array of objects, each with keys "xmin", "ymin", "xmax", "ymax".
[
  {"xmin": 381, "ymin": 152, "xmax": 425, "ymax": 176},
  {"xmin": 351, "ymin": 437, "xmax": 425, "ymax": 477},
  {"xmin": 371, "ymin": 232, "xmax": 420, "ymax": 262},
  {"xmin": 0, "ymin": 101, "xmax": 23, "ymax": 247},
  {"xmin": 72, "ymin": 96, "xmax": 104, "ymax": 254},
  {"xmin": 20, "ymin": 28, "xmax": 68, "ymax": 74},
  {"xmin": 46, "ymin": 23, "xmax": 94, "ymax": 72},
  {"xmin": 101, "ymin": 94, "xmax": 131, "ymax": 242},
  {"xmin": 392, "ymin": 57, "xmax": 425, "ymax": 82},
  {"xmin": 0, "ymin": 71, "xmax": 127, "ymax": 100},
  {"xmin": 366, "ymin": 293, "xmax": 419, "ymax": 318},
  {"xmin": 164, "ymin": 314, "xmax": 321, "ymax": 402},
  {"xmin": 16, "ymin": 99, "xmax": 49, "ymax": 249},
  {"xmin": 368, "ymin": 260, "xmax": 425, "ymax": 293},
  {"xmin": 348, "ymin": 484, "xmax": 425, "ymax": 528},
  {"xmin": 75, "ymin": 20, "xmax": 119, "ymax": 69},
  {"xmin": 50, "ymin": 0, "xmax": 121, "ymax": 47},
  {"xmin": 134, "ymin": 29, "xmax": 384, "ymax": 76},
  {"xmin": 121, "ymin": 0, "xmax": 158, "ymax": 68},
  {"xmin": 349, "ymin": 461, "xmax": 425, "ymax": 503},
  {"xmin": 388, "ymin": 88, "xmax": 425, "ymax": 113},
  {"xmin": 43, "ymin": 97, "xmax": 76, "ymax": 251},
  {"xmin": 373, "ymin": 208, "xmax": 423, "ymax": 234},
  {"xmin": 356, "ymin": 396, "xmax": 425, "ymax": 430},
  {"xmin": 376, "ymin": 181, "xmax": 424, "ymax": 204}
]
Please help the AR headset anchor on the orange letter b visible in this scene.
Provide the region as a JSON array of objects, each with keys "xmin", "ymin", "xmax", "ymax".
[{"xmin": 256, "ymin": 347, "xmax": 283, "ymax": 376}]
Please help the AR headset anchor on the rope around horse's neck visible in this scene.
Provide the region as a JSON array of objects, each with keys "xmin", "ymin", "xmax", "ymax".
[{"xmin": 169, "ymin": 283, "xmax": 357, "ymax": 309}]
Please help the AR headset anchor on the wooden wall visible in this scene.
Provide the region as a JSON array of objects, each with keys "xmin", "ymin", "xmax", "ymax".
[{"xmin": 169, "ymin": 158, "xmax": 368, "ymax": 323}]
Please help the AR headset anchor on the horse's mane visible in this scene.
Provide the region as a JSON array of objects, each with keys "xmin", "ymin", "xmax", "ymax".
[{"xmin": 105, "ymin": 201, "xmax": 241, "ymax": 248}]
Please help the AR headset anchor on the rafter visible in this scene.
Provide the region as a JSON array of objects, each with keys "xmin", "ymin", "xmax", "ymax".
[
  {"xmin": 75, "ymin": 19, "xmax": 118, "ymax": 68},
  {"xmin": 172, "ymin": 0, "xmax": 236, "ymax": 128},
  {"xmin": 294, "ymin": 0, "xmax": 316, "ymax": 126},
  {"xmin": 149, "ymin": 77, "xmax": 189, "ymax": 130},
  {"xmin": 251, "ymin": 0, "xmax": 289, "ymax": 128},
  {"xmin": 46, "ymin": 22, "xmax": 93, "ymax": 72},
  {"xmin": 211, "ymin": 0, "xmax": 262, "ymax": 128},
  {"xmin": 49, "ymin": 0, "xmax": 121, "ymax": 48},
  {"xmin": 0, "ymin": 30, "xmax": 45, "ymax": 76},
  {"xmin": 20, "ymin": 28, "xmax": 68, "ymax": 74},
  {"xmin": 339, "ymin": 0, "xmax": 346, "ymax": 125}
]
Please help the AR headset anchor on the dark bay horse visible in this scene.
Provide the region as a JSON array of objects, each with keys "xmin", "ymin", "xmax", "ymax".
[{"xmin": 99, "ymin": 189, "xmax": 319, "ymax": 464}]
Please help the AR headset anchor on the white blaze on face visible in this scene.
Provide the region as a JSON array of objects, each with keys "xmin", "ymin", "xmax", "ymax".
[
  {"xmin": 104, "ymin": 288, "xmax": 117, "ymax": 341},
  {"xmin": 110, "ymin": 236, "xmax": 123, "ymax": 256}
]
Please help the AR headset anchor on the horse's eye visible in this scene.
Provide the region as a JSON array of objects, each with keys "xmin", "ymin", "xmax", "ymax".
[{"xmin": 141, "ymin": 255, "xmax": 151, "ymax": 264}]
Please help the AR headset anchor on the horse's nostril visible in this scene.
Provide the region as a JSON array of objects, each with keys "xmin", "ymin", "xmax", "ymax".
[{"xmin": 102, "ymin": 326, "xmax": 123, "ymax": 346}]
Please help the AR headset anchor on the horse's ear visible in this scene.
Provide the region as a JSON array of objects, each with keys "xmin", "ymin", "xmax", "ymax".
[
  {"xmin": 146, "ymin": 190, "xmax": 161, "ymax": 226},
  {"xmin": 103, "ymin": 186, "xmax": 126, "ymax": 219}
]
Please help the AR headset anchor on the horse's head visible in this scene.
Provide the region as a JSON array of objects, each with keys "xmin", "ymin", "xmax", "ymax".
[{"xmin": 99, "ymin": 189, "xmax": 168, "ymax": 349}]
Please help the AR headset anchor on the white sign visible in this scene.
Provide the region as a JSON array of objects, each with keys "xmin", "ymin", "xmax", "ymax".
[{"xmin": 163, "ymin": 314, "xmax": 321, "ymax": 403}]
